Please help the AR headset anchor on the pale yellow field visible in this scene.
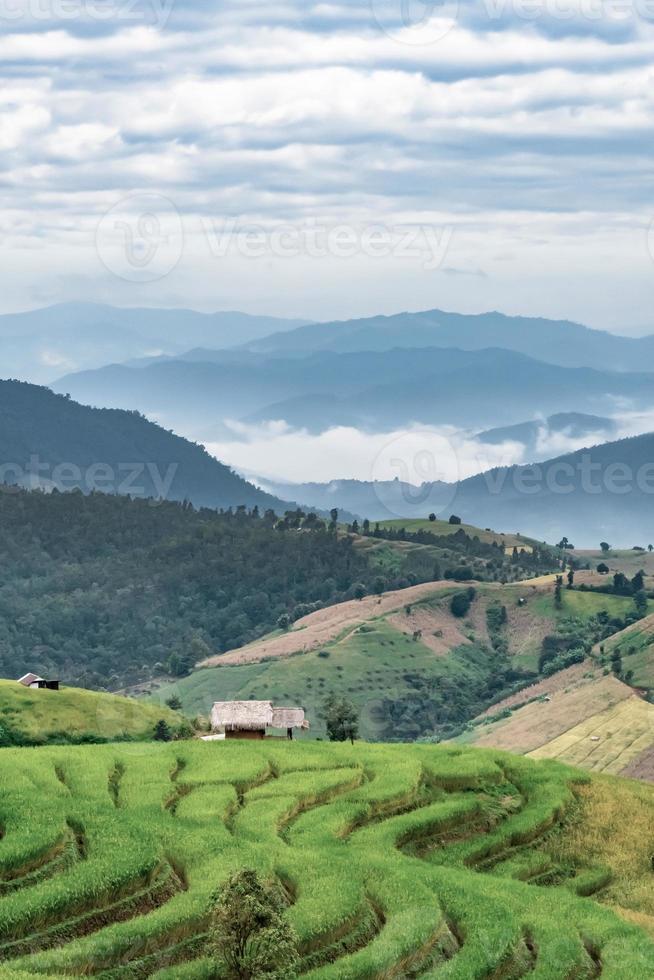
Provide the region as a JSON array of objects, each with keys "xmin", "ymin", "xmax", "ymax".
[{"xmin": 528, "ymin": 696, "xmax": 654, "ymax": 775}]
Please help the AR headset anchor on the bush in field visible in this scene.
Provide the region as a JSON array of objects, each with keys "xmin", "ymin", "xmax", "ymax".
[
  {"xmin": 450, "ymin": 589, "xmax": 475, "ymax": 618},
  {"xmin": 153, "ymin": 719, "xmax": 172, "ymax": 742},
  {"xmin": 209, "ymin": 868, "xmax": 299, "ymax": 979}
]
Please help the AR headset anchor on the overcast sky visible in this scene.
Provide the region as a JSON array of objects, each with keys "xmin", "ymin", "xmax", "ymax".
[{"xmin": 3, "ymin": 0, "xmax": 654, "ymax": 330}]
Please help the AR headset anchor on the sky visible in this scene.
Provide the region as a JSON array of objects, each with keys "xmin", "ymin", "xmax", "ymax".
[{"xmin": 2, "ymin": 0, "xmax": 654, "ymax": 331}]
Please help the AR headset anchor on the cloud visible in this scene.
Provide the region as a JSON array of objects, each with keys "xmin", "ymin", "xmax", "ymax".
[
  {"xmin": 207, "ymin": 420, "xmax": 527, "ymax": 483},
  {"xmin": 204, "ymin": 409, "xmax": 654, "ymax": 488},
  {"xmin": 1, "ymin": 1, "xmax": 654, "ymax": 327}
]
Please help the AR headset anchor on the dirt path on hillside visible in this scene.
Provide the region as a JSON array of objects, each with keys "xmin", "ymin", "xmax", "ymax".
[{"xmin": 201, "ymin": 580, "xmax": 475, "ymax": 666}]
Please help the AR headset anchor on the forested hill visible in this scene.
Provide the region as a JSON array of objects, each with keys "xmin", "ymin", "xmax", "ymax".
[
  {"xmin": 0, "ymin": 488, "xmax": 558, "ymax": 692},
  {"xmin": 0, "ymin": 490, "xmax": 398, "ymax": 689},
  {"xmin": 0, "ymin": 380, "xmax": 289, "ymax": 512}
]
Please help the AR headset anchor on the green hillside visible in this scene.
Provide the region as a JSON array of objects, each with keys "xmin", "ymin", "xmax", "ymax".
[
  {"xmin": 375, "ymin": 518, "xmax": 536, "ymax": 550},
  {"xmin": 0, "ymin": 488, "xmax": 562, "ymax": 691},
  {"xmin": 0, "ymin": 740, "xmax": 653, "ymax": 978},
  {"xmin": 595, "ymin": 612, "xmax": 654, "ymax": 690},
  {"xmin": 0, "ymin": 490, "xmax": 406, "ymax": 689},
  {"xmin": 154, "ymin": 580, "xmax": 640, "ymax": 742},
  {"xmin": 0, "ymin": 680, "xmax": 181, "ymax": 746}
]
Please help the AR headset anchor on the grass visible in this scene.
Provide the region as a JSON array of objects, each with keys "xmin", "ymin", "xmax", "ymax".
[
  {"xmin": 597, "ymin": 613, "xmax": 654, "ymax": 689},
  {"xmin": 374, "ymin": 518, "xmax": 534, "ymax": 549},
  {"xmin": 0, "ymin": 680, "xmax": 181, "ymax": 745},
  {"xmin": 152, "ymin": 583, "xmax": 642, "ymax": 745},
  {"xmin": 154, "ymin": 620, "xmax": 484, "ymax": 740},
  {"xmin": 530, "ymin": 589, "xmax": 635, "ymax": 621},
  {"xmin": 0, "ymin": 741, "xmax": 653, "ymax": 979}
]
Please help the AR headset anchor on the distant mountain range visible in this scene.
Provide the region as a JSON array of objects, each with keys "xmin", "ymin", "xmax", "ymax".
[
  {"xmin": 0, "ymin": 380, "xmax": 292, "ymax": 512},
  {"xmin": 0, "ymin": 302, "xmax": 309, "ymax": 384},
  {"xmin": 267, "ymin": 432, "xmax": 654, "ymax": 547},
  {"xmin": 9, "ymin": 302, "xmax": 654, "ymax": 545},
  {"xmin": 477, "ymin": 412, "xmax": 616, "ymax": 452},
  {"xmin": 258, "ymin": 427, "xmax": 654, "ymax": 546},
  {"xmin": 252, "ymin": 476, "xmax": 453, "ymax": 523},
  {"xmin": 54, "ymin": 347, "xmax": 654, "ymax": 439},
  {"xmin": 451, "ymin": 432, "xmax": 654, "ymax": 547},
  {"xmin": 253, "ymin": 412, "xmax": 618, "ymax": 522},
  {"xmin": 245, "ymin": 307, "xmax": 654, "ymax": 371}
]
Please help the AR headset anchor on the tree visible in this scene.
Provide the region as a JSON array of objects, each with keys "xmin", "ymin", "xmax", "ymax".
[
  {"xmin": 610, "ymin": 649, "xmax": 623, "ymax": 678},
  {"xmin": 277, "ymin": 612, "xmax": 292, "ymax": 631},
  {"xmin": 323, "ymin": 695, "xmax": 359, "ymax": 744},
  {"xmin": 154, "ymin": 719, "xmax": 172, "ymax": 742},
  {"xmin": 597, "ymin": 562, "xmax": 610, "ymax": 575},
  {"xmin": 600, "ymin": 542, "xmax": 611, "ymax": 553},
  {"xmin": 362, "ymin": 518, "xmax": 370, "ymax": 534},
  {"xmin": 649, "ymin": 544, "xmax": 653, "ymax": 553},
  {"xmin": 554, "ymin": 575, "xmax": 563, "ymax": 609},
  {"xmin": 373, "ymin": 576, "xmax": 385, "ymax": 596},
  {"xmin": 448, "ymin": 515, "xmax": 462, "ymax": 525},
  {"xmin": 353, "ymin": 582, "xmax": 367, "ymax": 601},
  {"xmin": 209, "ymin": 868, "xmax": 299, "ymax": 979},
  {"xmin": 635, "ymin": 589, "xmax": 648, "ymax": 618},
  {"xmin": 428, "ymin": 513, "xmax": 436, "ymax": 522},
  {"xmin": 567, "ymin": 568, "xmax": 574, "ymax": 590},
  {"xmin": 166, "ymin": 695, "xmax": 182, "ymax": 711},
  {"xmin": 166, "ymin": 651, "xmax": 196, "ymax": 678},
  {"xmin": 450, "ymin": 590, "xmax": 472, "ymax": 618}
]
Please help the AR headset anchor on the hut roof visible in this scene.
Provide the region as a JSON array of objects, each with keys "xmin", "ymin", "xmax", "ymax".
[
  {"xmin": 271, "ymin": 706, "xmax": 310, "ymax": 730},
  {"xmin": 17, "ymin": 673, "xmax": 42, "ymax": 687},
  {"xmin": 211, "ymin": 700, "xmax": 273, "ymax": 731}
]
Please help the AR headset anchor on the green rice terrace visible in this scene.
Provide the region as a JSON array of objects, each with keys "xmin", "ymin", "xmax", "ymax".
[{"xmin": 1, "ymin": 740, "xmax": 654, "ymax": 979}]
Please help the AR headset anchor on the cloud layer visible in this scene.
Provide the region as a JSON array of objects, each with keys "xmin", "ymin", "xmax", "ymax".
[
  {"xmin": 206, "ymin": 409, "xmax": 654, "ymax": 486},
  {"xmin": 2, "ymin": 0, "xmax": 654, "ymax": 327}
]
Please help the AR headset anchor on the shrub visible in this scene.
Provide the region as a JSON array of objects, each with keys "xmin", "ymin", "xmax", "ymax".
[
  {"xmin": 209, "ymin": 868, "xmax": 299, "ymax": 979},
  {"xmin": 451, "ymin": 591, "xmax": 472, "ymax": 618}
]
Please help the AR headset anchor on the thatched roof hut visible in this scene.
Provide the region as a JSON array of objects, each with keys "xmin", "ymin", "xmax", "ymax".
[
  {"xmin": 271, "ymin": 707, "xmax": 309, "ymax": 730},
  {"xmin": 211, "ymin": 700, "xmax": 273, "ymax": 737},
  {"xmin": 210, "ymin": 701, "xmax": 309, "ymax": 740}
]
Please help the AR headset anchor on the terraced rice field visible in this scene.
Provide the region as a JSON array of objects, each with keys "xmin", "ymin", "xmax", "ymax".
[
  {"xmin": 1, "ymin": 741, "xmax": 653, "ymax": 978},
  {"xmin": 529, "ymin": 696, "xmax": 654, "ymax": 775}
]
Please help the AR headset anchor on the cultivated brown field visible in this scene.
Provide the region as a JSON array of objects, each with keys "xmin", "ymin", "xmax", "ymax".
[
  {"xmin": 200, "ymin": 580, "xmax": 467, "ymax": 666},
  {"xmin": 468, "ymin": 673, "xmax": 632, "ymax": 755}
]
